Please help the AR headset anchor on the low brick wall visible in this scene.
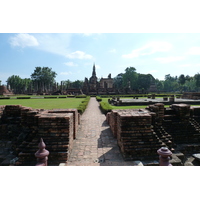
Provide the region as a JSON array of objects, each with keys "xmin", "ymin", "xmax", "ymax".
[
  {"xmin": 0, "ymin": 105, "xmax": 79, "ymax": 166},
  {"xmin": 108, "ymin": 109, "xmax": 164, "ymax": 160},
  {"xmin": 108, "ymin": 104, "xmax": 200, "ymax": 160}
]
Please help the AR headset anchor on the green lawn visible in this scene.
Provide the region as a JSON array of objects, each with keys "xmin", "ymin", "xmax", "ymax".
[{"xmin": 0, "ymin": 98, "xmax": 84, "ymax": 109}]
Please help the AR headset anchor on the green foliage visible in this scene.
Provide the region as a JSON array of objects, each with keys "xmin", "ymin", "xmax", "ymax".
[
  {"xmin": 195, "ymin": 73, "xmax": 200, "ymax": 88},
  {"xmin": 44, "ymin": 96, "xmax": 58, "ymax": 99},
  {"xmin": 77, "ymin": 96, "xmax": 90, "ymax": 114},
  {"xmin": 75, "ymin": 95, "xmax": 87, "ymax": 98},
  {"xmin": 96, "ymin": 96, "xmax": 102, "ymax": 102},
  {"xmin": 7, "ymin": 75, "xmax": 32, "ymax": 94},
  {"xmin": 67, "ymin": 95, "xmax": 75, "ymax": 97},
  {"xmin": 99, "ymin": 102, "xmax": 112, "ymax": 114},
  {"xmin": 31, "ymin": 66, "xmax": 57, "ymax": 93},
  {"xmin": 17, "ymin": 97, "xmax": 31, "ymax": 99},
  {"xmin": 178, "ymin": 74, "xmax": 186, "ymax": 85},
  {"xmin": 71, "ymin": 80, "xmax": 83, "ymax": 89},
  {"xmin": 122, "ymin": 67, "xmax": 138, "ymax": 90},
  {"xmin": 137, "ymin": 73, "xmax": 153, "ymax": 90}
]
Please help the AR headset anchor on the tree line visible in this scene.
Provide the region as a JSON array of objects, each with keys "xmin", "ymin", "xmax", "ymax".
[
  {"xmin": 5, "ymin": 67, "xmax": 83, "ymax": 94},
  {"xmin": 114, "ymin": 67, "xmax": 200, "ymax": 93},
  {"xmin": 2, "ymin": 66, "xmax": 200, "ymax": 94}
]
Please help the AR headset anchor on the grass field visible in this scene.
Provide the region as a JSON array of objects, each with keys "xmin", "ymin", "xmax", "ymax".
[{"xmin": 0, "ymin": 98, "xmax": 84, "ymax": 109}]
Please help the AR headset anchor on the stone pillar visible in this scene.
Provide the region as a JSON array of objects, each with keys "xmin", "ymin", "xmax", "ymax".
[
  {"xmin": 35, "ymin": 138, "xmax": 49, "ymax": 166},
  {"xmin": 157, "ymin": 147, "xmax": 172, "ymax": 166}
]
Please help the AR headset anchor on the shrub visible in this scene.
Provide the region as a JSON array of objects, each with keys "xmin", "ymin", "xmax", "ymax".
[
  {"xmin": 75, "ymin": 95, "xmax": 87, "ymax": 98},
  {"xmin": 17, "ymin": 97, "xmax": 31, "ymax": 99},
  {"xmin": 44, "ymin": 96, "xmax": 57, "ymax": 99},
  {"xmin": 0, "ymin": 97, "xmax": 10, "ymax": 99},
  {"xmin": 67, "ymin": 95, "xmax": 75, "ymax": 98},
  {"xmin": 58, "ymin": 96, "xmax": 67, "ymax": 98},
  {"xmin": 99, "ymin": 102, "xmax": 112, "ymax": 114},
  {"xmin": 96, "ymin": 96, "xmax": 102, "ymax": 102},
  {"xmin": 77, "ymin": 96, "xmax": 90, "ymax": 114}
]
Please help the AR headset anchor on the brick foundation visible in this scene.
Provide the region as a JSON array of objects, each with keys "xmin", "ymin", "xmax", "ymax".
[
  {"xmin": 0, "ymin": 105, "xmax": 79, "ymax": 166},
  {"xmin": 108, "ymin": 104, "xmax": 200, "ymax": 160}
]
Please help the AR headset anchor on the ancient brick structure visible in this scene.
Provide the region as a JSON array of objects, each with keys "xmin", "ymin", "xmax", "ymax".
[
  {"xmin": 182, "ymin": 92, "xmax": 200, "ymax": 100},
  {"xmin": 82, "ymin": 63, "xmax": 115, "ymax": 95},
  {"xmin": 0, "ymin": 86, "xmax": 13, "ymax": 95},
  {"xmin": 107, "ymin": 103, "xmax": 200, "ymax": 161},
  {"xmin": 0, "ymin": 105, "xmax": 78, "ymax": 166}
]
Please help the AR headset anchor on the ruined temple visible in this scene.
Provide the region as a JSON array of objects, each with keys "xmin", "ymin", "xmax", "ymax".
[
  {"xmin": 0, "ymin": 85, "xmax": 13, "ymax": 96},
  {"xmin": 82, "ymin": 63, "xmax": 115, "ymax": 95}
]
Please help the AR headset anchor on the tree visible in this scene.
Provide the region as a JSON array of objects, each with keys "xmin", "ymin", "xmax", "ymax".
[
  {"xmin": 178, "ymin": 74, "xmax": 186, "ymax": 86},
  {"xmin": 61, "ymin": 79, "xmax": 72, "ymax": 90},
  {"xmin": 31, "ymin": 67, "xmax": 57, "ymax": 93},
  {"xmin": 7, "ymin": 75, "xmax": 24, "ymax": 94},
  {"xmin": 122, "ymin": 67, "xmax": 138, "ymax": 90},
  {"xmin": 71, "ymin": 80, "xmax": 83, "ymax": 89},
  {"xmin": 155, "ymin": 79, "xmax": 164, "ymax": 91},
  {"xmin": 194, "ymin": 73, "xmax": 200, "ymax": 91},
  {"xmin": 137, "ymin": 74, "xmax": 153, "ymax": 91},
  {"xmin": 113, "ymin": 73, "xmax": 123, "ymax": 90}
]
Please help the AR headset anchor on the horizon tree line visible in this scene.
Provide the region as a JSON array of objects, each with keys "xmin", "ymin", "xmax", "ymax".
[{"xmin": 2, "ymin": 66, "xmax": 200, "ymax": 94}]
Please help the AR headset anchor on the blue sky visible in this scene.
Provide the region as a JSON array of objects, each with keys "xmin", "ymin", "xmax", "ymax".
[{"xmin": 1, "ymin": 33, "xmax": 200, "ymax": 85}]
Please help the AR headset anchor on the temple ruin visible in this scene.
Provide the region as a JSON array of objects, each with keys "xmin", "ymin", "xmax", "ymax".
[
  {"xmin": 0, "ymin": 105, "xmax": 79, "ymax": 166},
  {"xmin": 107, "ymin": 103, "xmax": 200, "ymax": 164},
  {"xmin": 82, "ymin": 63, "xmax": 115, "ymax": 95}
]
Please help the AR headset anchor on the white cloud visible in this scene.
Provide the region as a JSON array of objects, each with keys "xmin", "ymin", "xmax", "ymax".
[
  {"xmin": 64, "ymin": 62, "xmax": 78, "ymax": 67},
  {"xmin": 109, "ymin": 49, "xmax": 116, "ymax": 53},
  {"xmin": 155, "ymin": 56, "xmax": 184, "ymax": 63},
  {"xmin": 60, "ymin": 71, "xmax": 73, "ymax": 75},
  {"xmin": 66, "ymin": 51, "xmax": 93, "ymax": 59},
  {"xmin": 35, "ymin": 33, "xmax": 71, "ymax": 57},
  {"xmin": 9, "ymin": 33, "xmax": 39, "ymax": 48},
  {"xmin": 122, "ymin": 41, "xmax": 172, "ymax": 58},
  {"xmin": 187, "ymin": 47, "xmax": 200, "ymax": 55}
]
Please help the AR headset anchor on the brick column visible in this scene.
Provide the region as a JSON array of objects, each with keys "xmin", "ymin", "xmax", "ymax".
[
  {"xmin": 157, "ymin": 147, "xmax": 172, "ymax": 166},
  {"xmin": 35, "ymin": 138, "xmax": 49, "ymax": 166}
]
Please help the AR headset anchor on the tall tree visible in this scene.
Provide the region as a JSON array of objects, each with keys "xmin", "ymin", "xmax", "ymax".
[
  {"xmin": 194, "ymin": 73, "xmax": 200, "ymax": 91},
  {"xmin": 137, "ymin": 74, "xmax": 153, "ymax": 91},
  {"xmin": 113, "ymin": 73, "xmax": 123, "ymax": 90},
  {"xmin": 71, "ymin": 80, "xmax": 83, "ymax": 89},
  {"xmin": 178, "ymin": 74, "xmax": 186, "ymax": 85},
  {"xmin": 7, "ymin": 75, "xmax": 24, "ymax": 93},
  {"xmin": 122, "ymin": 67, "xmax": 138, "ymax": 90},
  {"xmin": 31, "ymin": 67, "xmax": 57, "ymax": 93}
]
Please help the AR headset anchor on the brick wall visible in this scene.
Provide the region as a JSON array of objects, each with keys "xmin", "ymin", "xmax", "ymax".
[
  {"xmin": 0, "ymin": 105, "xmax": 79, "ymax": 166},
  {"xmin": 108, "ymin": 104, "xmax": 200, "ymax": 160}
]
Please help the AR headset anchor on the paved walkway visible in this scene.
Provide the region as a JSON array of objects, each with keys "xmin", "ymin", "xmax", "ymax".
[{"xmin": 67, "ymin": 97, "xmax": 142, "ymax": 166}]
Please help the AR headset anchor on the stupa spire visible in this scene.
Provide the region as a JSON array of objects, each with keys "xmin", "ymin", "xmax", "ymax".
[{"xmin": 92, "ymin": 63, "xmax": 96, "ymax": 76}]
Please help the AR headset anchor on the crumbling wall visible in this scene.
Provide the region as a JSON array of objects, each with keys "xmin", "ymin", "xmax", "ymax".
[
  {"xmin": 107, "ymin": 109, "xmax": 164, "ymax": 160},
  {"xmin": 0, "ymin": 105, "xmax": 78, "ymax": 166},
  {"xmin": 108, "ymin": 103, "xmax": 200, "ymax": 160},
  {"xmin": 182, "ymin": 92, "xmax": 200, "ymax": 100},
  {"xmin": 0, "ymin": 86, "xmax": 13, "ymax": 95}
]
